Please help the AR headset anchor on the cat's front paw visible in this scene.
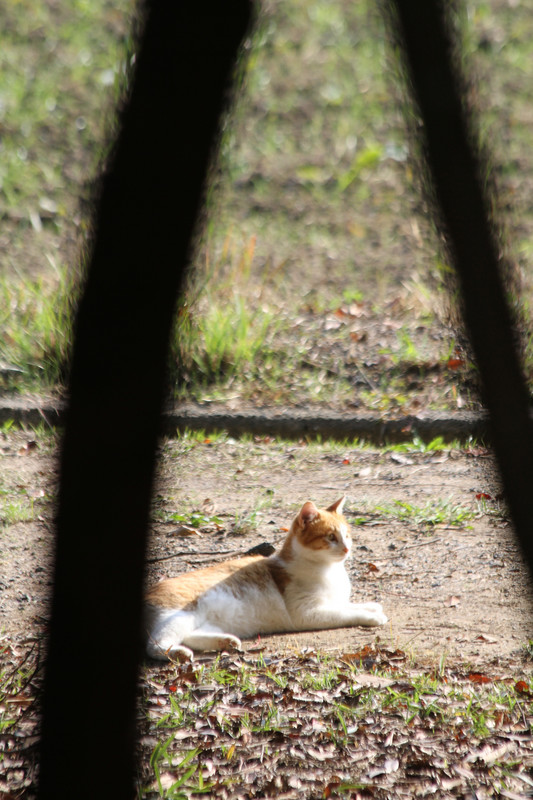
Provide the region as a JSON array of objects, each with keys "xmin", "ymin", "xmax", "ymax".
[
  {"xmin": 359, "ymin": 602, "xmax": 388, "ymax": 627},
  {"xmin": 371, "ymin": 609, "xmax": 388, "ymax": 626}
]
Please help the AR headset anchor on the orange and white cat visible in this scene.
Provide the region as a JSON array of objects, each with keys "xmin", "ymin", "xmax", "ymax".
[{"xmin": 145, "ymin": 496, "xmax": 387, "ymax": 660}]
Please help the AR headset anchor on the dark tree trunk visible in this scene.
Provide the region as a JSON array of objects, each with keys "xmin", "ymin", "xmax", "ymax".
[
  {"xmin": 389, "ymin": 0, "xmax": 533, "ymax": 575},
  {"xmin": 38, "ymin": 3, "xmax": 253, "ymax": 798}
]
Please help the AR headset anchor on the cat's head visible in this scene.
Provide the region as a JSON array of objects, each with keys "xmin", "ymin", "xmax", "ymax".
[{"xmin": 284, "ymin": 496, "xmax": 352, "ymax": 564}]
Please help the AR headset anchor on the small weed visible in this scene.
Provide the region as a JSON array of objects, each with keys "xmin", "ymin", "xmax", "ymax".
[
  {"xmin": 395, "ymin": 327, "xmax": 421, "ymax": 363},
  {"xmin": 173, "ymin": 297, "xmax": 276, "ymax": 388},
  {"xmin": 377, "ymin": 498, "xmax": 476, "ymax": 528},
  {"xmin": 149, "ymin": 741, "xmax": 208, "ymax": 798},
  {"xmin": 159, "ymin": 511, "xmax": 224, "ymax": 530},
  {"xmin": 337, "ymin": 143, "xmax": 383, "ymax": 192},
  {"xmin": 1, "ymin": 499, "xmax": 36, "ymax": 525},
  {"xmin": 302, "ymin": 667, "xmax": 342, "ymax": 692},
  {"xmin": 523, "ymin": 640, "xmax": 533, "ymax": 660},
  {"xmin": 230, "ymin": 496, "xmax": 274, "ymax": 535},
  {"xmin": 386, "ymin": 435, "xmax": 449, "ymax": 453},
  {"xmin": 342, "ymin": 288, "xmax": 364, "ymax": 304},
  {"xmin": 168, "ymin": 429, "xmax": 229, "ymax": 450},
  {"xmin": 0, "ymin": 268, "xmax": 78, "ymax": 390}
]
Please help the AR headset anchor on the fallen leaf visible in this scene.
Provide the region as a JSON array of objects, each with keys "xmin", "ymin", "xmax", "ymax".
[
  {"xmin": 514, "ymin": 680, "xmax": 532, "ymax": 696},
  {"xmin": 390, "ymin": 453, "xmax": 414, "ymax": 466},
  {"xmin": 468, "ymin": 673, "xmax": 492, "ymax": 684},
  {"xmin": 18, "ymin": 441, "xmax": 38, "ymax": 455},
  {"xmin": 334, "ymin": 307, "xmax": 350, "ymax": 319},
  {"xmin": 475, "ymin": 492, "xmax": 492, "ymax": 500},
  {"xmin": 384, "ymin": 758, "xmax": 400, "ymax": 773},
  {"xmin": 445, "ymin": 595, "xmax": 460, "ymax": 607},
  {"xmin": 475, "ymin": 634, "xmax": 498, "ymax": 643},
  {"xmin": 467, "ymin": 742, "xmax": 514, "ymax": 764},
  {"xmin": 342, "ymin": 458, "xmax": 351, "ymax": 465},
  {"xmin": 307, "ymin": 746, "xmax": 334, "ymax": 762},
  {"xmin": 226, "ymin": 743, "xmax": 236, "ymax": 760},
  {"xmin": 447, "ymin": 358, "xmax": 465, "ymax": 370},
  {"xmin": 367, "ymin": 758, "xmax": 399, "ymax": 778},
  {"xmin": 151, "ymin": 772, "xmax": 180, "ymax": 791},
  {"xmin": 353, "ymin": 673, "xmax": 394, "ymax": 688},
  {"xmin": 171, "ymin": 525, "xmax": 203, "ymax": 537},
  {"xmin": 201, "ymin": 498, "xmax": 216, "ymax": 514}
]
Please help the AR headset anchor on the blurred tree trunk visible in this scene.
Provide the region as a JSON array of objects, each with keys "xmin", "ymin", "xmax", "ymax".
[
  {"xmin": 38, "ymin": 3, "xmax": 253, "ymax": 799},
  {"xmin": 388, "ymin": 0, "xmax": 533, "ymax": 574}
]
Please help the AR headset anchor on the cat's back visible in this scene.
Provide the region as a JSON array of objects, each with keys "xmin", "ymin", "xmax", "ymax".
[{"xmin": 145, "ymin": 554, "xmax": 268, "ymax": 609}]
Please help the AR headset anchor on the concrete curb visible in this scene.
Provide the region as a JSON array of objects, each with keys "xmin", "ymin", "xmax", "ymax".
[{"xmin": 0, "ymin": 397, "xmax": 490, "ymax": 444}]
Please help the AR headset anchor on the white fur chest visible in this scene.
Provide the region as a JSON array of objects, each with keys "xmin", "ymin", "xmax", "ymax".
[{"xmin": 283, "ymin": 559, "xmax": 351, "ymax": 621}]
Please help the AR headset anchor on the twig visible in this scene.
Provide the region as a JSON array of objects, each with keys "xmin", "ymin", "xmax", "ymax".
[
  {"xmin": 146, "ymin": 548, "xmax": 237, "ymax": 563},
  {"xmin": 1, "ymin": 640, "xmax": 40, "ymax": 696},
  {"xmin": 398, "ymin": 536, "xmax": 442, "ymax": 551},
  {"xmin": 356, "ymin": 363, "xmax": 379, "ymax": 393}
]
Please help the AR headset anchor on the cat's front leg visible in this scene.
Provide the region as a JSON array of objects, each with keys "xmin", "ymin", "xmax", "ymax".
[
  {"xmin": 301, "ymin": 602, "xmax": 387, "ymax": 630},
  {"xmin": 345, "ymin": 602, "xmax": 388, "ymax": 627},
  {"xmin": 182, "ymin": 624, "xmax": 242, "ymax": 653}
]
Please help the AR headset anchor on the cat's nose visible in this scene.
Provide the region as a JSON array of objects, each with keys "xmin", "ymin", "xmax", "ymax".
[{"xmin": 342, "ymin": 544, "xmax": 349, "ymax": 554}]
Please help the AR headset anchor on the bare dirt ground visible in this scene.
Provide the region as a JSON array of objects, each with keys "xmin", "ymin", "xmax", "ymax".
[{"xmin": 2, "ymin": 428, "xmax": 531, "ymax": 672}]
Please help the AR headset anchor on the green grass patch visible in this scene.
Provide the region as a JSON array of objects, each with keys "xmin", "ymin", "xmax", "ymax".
[
  {"xmin": 3, "ymin": 0, "xmax": 532, "ymax": 412},
  {"xmin": 138, "ymin": 647, "xmax": 533, "ymax": 798},
  {"xmin": 376, "ymin": 498, "xmax": 476, "ymax": 528},
  {"xmin": 0, "ymin": 267, "xmax": 78, "ymax": 391}
]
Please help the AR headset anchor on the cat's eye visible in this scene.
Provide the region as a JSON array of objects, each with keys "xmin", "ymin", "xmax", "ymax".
[{"xmin": 328, "ymin": 533, "xmax": 337, "ymax": 542}]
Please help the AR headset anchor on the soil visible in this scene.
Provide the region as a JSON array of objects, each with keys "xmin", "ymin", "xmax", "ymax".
[{"xmin": 2, "ymin": 427, "xmax": 532, "ymax": 673}]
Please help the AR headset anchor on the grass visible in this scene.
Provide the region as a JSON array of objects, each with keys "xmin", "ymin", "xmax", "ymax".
[
  {"xmin": 1, "ymin": 0, "xmax": 510, "ymax": 412},
  {"xmin": 0, "ymin": 0, "xmax": 135, "ymax": 232},
  {"xmin": 1, "ymin": 498, "xmax": 36, "ymax": 525},
  {"xmin": 164, "ymin": 430, "xmax": 469, "ymax": 456},
  {"xmin": 376, "ymin": 498, "xmax": 477, "ymax": 528},
  {"xmin": 0, "ymin": 268, "xmax": 77, "ymax": 390},
  {"xmin": 138, "ymin": 647, "xmax": 533, "ymax": 798}
]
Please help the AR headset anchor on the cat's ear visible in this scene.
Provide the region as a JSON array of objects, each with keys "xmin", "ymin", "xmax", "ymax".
[
  {"xmin": 299, "ymin": 501, "xmax": 319, "ymax": 527},
  {"xmin": 327, "ymin": 496, "xmax": 346, "ymax": 515}
]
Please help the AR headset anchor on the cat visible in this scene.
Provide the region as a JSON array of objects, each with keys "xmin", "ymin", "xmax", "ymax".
[{"xmin": 145, "ymin": 496, "xmax": 388, "ymax": 660}]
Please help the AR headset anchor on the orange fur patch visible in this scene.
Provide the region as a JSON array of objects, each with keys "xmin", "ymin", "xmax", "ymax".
[
  {"xmin": 145, "ymin": 555, "xmax": 264, "ymax": 609},
  {"xmin": 279, "ymin": 504, "xmax": 351, "ymax": 558}
]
